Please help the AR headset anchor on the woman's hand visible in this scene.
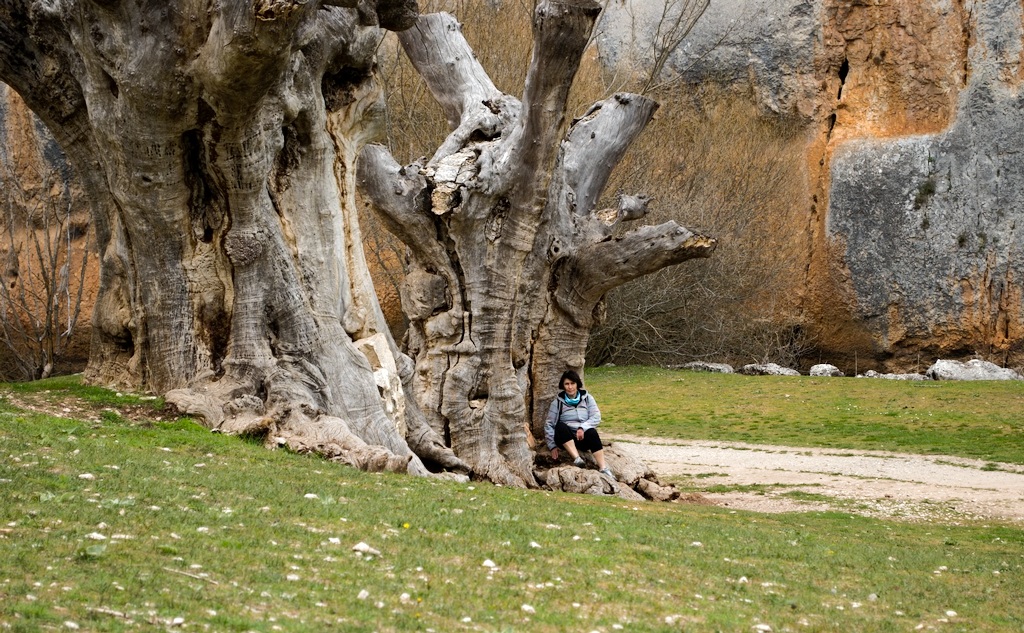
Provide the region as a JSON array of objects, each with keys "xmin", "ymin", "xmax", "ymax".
[
  {"xmin": 576, "ymin": 428, "xmax": 584, "ymax": 441},
  {"xmin": 550, "ymin": 447, "xmax": 559, "ymax": 460}
]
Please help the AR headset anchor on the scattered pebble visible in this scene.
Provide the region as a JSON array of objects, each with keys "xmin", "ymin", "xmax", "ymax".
[
  {"xmin": 78, "ymin": 474, "xmax": 95, "ymax": 480},
  {"xmin": 521, "ymin": 604, "xmax": 535, "ymax": 614},
  {"xmin": 482, "ymin": 559, "xmax": 496, "ymax": 568},
  {"xmin": 352, "ymin": 542, "xmax": 380, "ymax": 556},
  {"xmin": 357, "ymin": 589, "xmax": 369, "ymax": 600}
]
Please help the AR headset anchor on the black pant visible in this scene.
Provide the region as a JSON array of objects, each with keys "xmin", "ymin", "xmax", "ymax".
[{"xmin": 554, "ymin": 421, "xmax": 603, "ymax": 453}]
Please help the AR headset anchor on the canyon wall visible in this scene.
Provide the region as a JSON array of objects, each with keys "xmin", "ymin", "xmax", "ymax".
[{"xmin": 599, "ymin": 0, "xmax": 1022, "ymax": 369}]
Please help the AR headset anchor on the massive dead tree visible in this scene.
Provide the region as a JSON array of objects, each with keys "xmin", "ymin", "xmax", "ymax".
[
  {"xmin": 0, "ymin": 0, "xmax": 470, "ymax": 476},
  {"xmin": 359, "ymin": 1, "xmax": 715, "ymax": 488},
  {"xmin": 1, "ymin": 0, "xmax": 712, "ymax": 495}
]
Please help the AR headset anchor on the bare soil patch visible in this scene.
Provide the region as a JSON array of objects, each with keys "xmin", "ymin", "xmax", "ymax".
[{"xmin": 613, "ymin": 435, "xmax": 1024, "ymax": 524}]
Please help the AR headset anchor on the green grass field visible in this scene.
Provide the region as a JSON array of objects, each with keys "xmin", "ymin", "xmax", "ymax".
[
  {"xmin": 1, "ymin": 372, "xmax": 1022, "ymax": 632},
  {"xmin": 588, "ymin": 366, "xmax": 1024, "ymax": 464}
]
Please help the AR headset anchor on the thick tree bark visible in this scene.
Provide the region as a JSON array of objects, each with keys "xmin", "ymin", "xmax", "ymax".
[
  {"xmin": 0, "ymin": 0, "xmax": 466, "ymax": 476},
  {"xmin": 359, "ymin": 2, "xmax": 715, "ymax": 494}
]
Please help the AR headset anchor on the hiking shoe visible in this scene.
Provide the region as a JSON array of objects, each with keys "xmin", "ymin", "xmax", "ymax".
[
  {"xmin": 573, "ymin": 457, "xmax": 586, "ymax": 468},
  {"xmin": 599, "ymin": 467, "xmax": 615, "ymax": 479}
]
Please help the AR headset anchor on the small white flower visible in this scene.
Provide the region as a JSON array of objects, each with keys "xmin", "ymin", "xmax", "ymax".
[
  {"xmin": 357, "ymin": 589, "xmax": 369, "ymax": 600},
  {"xmin": 521, "ymin": 604, "xmax": 536, "ymax": 614}
]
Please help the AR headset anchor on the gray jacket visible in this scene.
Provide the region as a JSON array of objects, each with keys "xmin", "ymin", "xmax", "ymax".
[{"xmin": 544, "ymin": 390, "xmax": 601, "ymax": 449}]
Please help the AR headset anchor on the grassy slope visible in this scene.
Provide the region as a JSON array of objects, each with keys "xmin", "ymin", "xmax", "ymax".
[
  {"xmin": 587, "ymin": 366, "xmax": 1024, "ymax": 464},
  {"xmin": 0, "ymin": 375, "xmax": 1022, "ymax": 632}
]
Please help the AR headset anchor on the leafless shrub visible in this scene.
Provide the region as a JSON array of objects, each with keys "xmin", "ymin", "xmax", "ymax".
[
  {"xmin": 0, "ymin": 141, "xmax": 92, "ymax": 381},
  {"xmin": 589, "ymin": 87, "xmax": 811, "ymax": 367}
]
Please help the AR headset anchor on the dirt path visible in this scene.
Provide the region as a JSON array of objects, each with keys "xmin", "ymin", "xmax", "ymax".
[{"xmin": 612, "ymin": 435, "xmax": 1024, "ymax": 524}]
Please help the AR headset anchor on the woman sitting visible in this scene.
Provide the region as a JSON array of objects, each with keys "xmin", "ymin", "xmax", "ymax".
[{"xmin": 543, "ymin": 370, "xmax": 614, "ymax": 479}]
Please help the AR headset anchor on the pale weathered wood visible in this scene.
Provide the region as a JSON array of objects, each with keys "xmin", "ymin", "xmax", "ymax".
[
  {"xmin": 360, "ymin": 1, "xmax": 716, "ymax": 496},
  {"xmin": 0, "ymin": 0, "xmax": 462, "ymax": 477}
]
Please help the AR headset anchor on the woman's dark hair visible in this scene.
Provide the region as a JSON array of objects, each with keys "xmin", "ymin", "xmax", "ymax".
[{"xmin": 558, "ymin": 370, "xmax": 583, "ymax": 390}]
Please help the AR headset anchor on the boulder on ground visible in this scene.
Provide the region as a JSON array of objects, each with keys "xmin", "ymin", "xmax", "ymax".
[
  {"xmin": 860, "ymin": 370, "xmax": 927, "ymax": 381},
  {"xmin": 674, "ymin": 361, "xmax": 735, "ymax": 374},
  {"xmin": 925, "ymin": 359, "xmax": 1023, "ymax": 381},
  {"xmin": 740, "ymin": 363, "xmax": 800, "ymax": 376},
  {"xmin": 809, "ymin": 364, "xmax": 844, "ymax": 377}
]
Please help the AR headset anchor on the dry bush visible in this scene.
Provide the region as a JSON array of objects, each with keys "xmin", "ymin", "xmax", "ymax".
[
  {"xmin": 0, "ymin": 151, "xmax": 93, "ymax": 381},
  {"xmin": 588, "ymin": 85, "xmax": 811, "ymax": 367}
]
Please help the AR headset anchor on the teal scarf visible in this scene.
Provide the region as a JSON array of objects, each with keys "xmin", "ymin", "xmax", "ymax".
[{"xmin": 563, "ymin": 392, "xmax": 581, "ymax": 406}]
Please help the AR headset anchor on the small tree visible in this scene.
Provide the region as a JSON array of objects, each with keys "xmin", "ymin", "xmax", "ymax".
[{"xmin": 0, "ymin": 138, "xmax": 91, "ymax": 381}]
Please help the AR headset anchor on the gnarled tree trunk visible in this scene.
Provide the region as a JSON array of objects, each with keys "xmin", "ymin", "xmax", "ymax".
[
  {"xmin": 0, "ymin": 0, "xmax": 466, "ymax": 476},
  {"xmin": 359, "ymin": 1, "xmax": 715, "ymax": 491}
]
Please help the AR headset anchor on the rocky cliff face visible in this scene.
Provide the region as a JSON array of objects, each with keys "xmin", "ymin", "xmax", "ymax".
[
  {"xmin": 600, "ymin": 0, "xmax": 1021, "ymax": 369},
  {"xmin": 826, "ymin": 0, "xmax": 1023, "ymax": 366}
]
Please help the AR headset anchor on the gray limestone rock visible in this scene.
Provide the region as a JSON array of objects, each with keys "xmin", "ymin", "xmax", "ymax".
[
  {"xmin": 827, "ymin": 0, "xmax": 1024, "ymax": 358},
  {"xmin": 594, "ymin": 0, "xmax": 822, "ymax": 116},
  {"xmin": 860, "ymin": 370, "xmax": 927, "ymax": 381},
  {"xmin": 676, "ymin": 361, "xmax": 735, "ymax": 374},
  {"xmin": 809, "ymin": 364, "xmax": 844, "ymax": 377},
  {"xmin": 925, "ymin": 359, "xmax": 1022, "ymax": 381},
  {"xmin": 740, "ymin": 363, "xmax": 801, "ymax": 376}
]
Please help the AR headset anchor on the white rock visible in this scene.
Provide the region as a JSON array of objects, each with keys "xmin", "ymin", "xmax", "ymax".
[
  {"xmin": 352, "ymin": 542, "xmax": 380, "ymax": 556},
  {"xmin": 357, "ymin": 589, "xmax": 369, "ymax": 600},
  {"xmin": 926, "ymin": 359, "xmax": 1022, "ymax": 381},
  {"xmin": 740, "ymin": 363, "xmax": 800, "ymax": 376},
  {"xmin": 809, "ymin": 364, "xmax": 844, "ymax": 377},
  {"xmin": 521, "ymin": 604, "xmax": 536, "ymax": 614},
  {"xmin": 482, "ymin": 559, "xmax": 496, "ymax": 568},
  {"xmin": 64, "ymin": 622, "xmax": 79, "ymax": 630},
  {"xmin": 78, "ymin": 474, "xmax": 95, "ymax": 480},
  {"xmin": 86, "ymin": 533, "xmax": 107, "ymax": 540},
  {"xmin": 286, "ymin": 574, "xmax": 300, "ymax": 581},
  {"xmin": 945, "ymin": 610, "xmax": 957, "ymax": 617},
  {"xmin": 304, "ymin": 493, "xmax": 319, "ymax": 499},
  {"xmin": 753, "ymin": 625, "xmax": 772, "ymax": 632}
]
